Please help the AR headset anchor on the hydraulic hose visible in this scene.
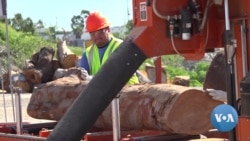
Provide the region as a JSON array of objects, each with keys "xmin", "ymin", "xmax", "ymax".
[{"xmin": 46, "ymin": 38, "xmax": 147, "ymax": 141}]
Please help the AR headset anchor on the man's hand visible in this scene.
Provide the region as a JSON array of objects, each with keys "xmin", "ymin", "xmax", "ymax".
[{"xmin": 206, "ymin": 89, "xmax": 227, "ymax": 102}]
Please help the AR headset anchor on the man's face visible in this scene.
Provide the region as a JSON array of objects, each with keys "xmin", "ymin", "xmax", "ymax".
[{"xmin": 89, "ymin": 28, "xmax": 110, "ymax": 47}]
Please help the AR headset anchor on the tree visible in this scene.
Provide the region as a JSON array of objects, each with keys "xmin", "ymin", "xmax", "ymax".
[
  {"xmin": 71, "ymin": 10, "xmax": 89, "ymax": 39},
  {"xmin": 22, "ymin": 17, "xmax": 35, "ymax": 34},
  {"xmin": 124, "ymin": 19, "xmax": 133, "ymax": 36},
  {"xmin": 11, "ymin": 13, "xmax": 23, "ymax": 31},
  {"xmin": 10, "ymin": 13, "xmax": 36, "ymax": 34},
  {"xmin": 45, "ymin": 26, "xmax": 56, "ymax": 41},
  {"xmin": 162, "ymin": 55, "xmax": 184, "ymax": 68},
  {"xmin": 35, "ymin": 19, "xmax": 44, "ymax": 29}
]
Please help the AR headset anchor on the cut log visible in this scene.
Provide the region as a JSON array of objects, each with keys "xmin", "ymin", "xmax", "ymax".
[
  {"xmin": 2, "ymin": 70, "xmax": 33, "ymax": 93},
  {"xmin": 27, "ymin": 75, "xmax": 223, "ymax": 135},
  {"xmin": 63, "ymin": 54, "xmax": 79, "ymax": 68},
  {"xmin": 57, "ymin": 41, "xmax": 78, "ymax": 69},
  {"xmin": 23, "ymin": 69, "xmax": 42, "ymax": 84},
  {"xmin": 22, "ymin": 47, "xmax": 60, "ymax": 85},
  {"xmin": 172, "ymin": 75, "xmax": 190, "ymax": 86},
  {"xmin": 15, "ymin": 80, "xmax": 32, "ymax": 93}
]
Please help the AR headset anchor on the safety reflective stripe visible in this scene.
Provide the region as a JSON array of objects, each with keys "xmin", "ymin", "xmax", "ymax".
[
  {"xmin": 86, "ymin": 38, "xmax": 121, "ymax": 75},
  {"xmin": 101, "ymin": 39, "xmax": 120, "ymax": 64},
  {"xmin": 87, "ymin": 45, "xmax": 94, "ymax": 74}
]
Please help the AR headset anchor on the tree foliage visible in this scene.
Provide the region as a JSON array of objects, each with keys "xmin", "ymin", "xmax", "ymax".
[
  {"xmin": 9, "ymin": 13, "xmax": 42, "ymax": 34},
  {"xmin": 71, "ymin": 10, "xmax": 89, "ymax": 39},
  {"xmin": 22, "ymin": 17, "xmax": 35, "ymax": 34},
  {"xmin": 35, "ymin": 20, "xmax": 44, "ymax": 29},
  {"xmin": 10, "ymin": 13, "xmax": 23, "ymax": 31},
  {"xmin": 124, "ymin": 19, "xmax": 132, "ymax": 36},
  {"xmin": 164, "ymin": 56, "xmax": 210, "ymax": 86},
  {"xmin": 45, "ymin": 26, "xmax": 56, "ymax": 41}
]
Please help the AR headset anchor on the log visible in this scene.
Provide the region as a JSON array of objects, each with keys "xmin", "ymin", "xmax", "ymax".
[
  {"xmin": 23, "ymin": 69, "xmax": 42, "ymax": 84},
  {"xmin": 2, "ymin": 70, "xmax": 33, "ymax": 93},
  {"xmin": 15, "ymin": 80, "xmax": 32, "ymax": 93},
  {"xmin": 172, "ymin": 76, "xmax": 190, "ymax": 86},
  {"xmin": 52, "ymin": 67, "xmax": 89, "ymax": 80},
  {"xmin": 23, "ymin": 60, "xmax": 62, "ymax": 85},
  {"xmin": 27, "ymin": 75, "xmax": 223, "ymax": 135},
  {"xmin": 57, "ymin": 41, "xmax": 79, "ymax": 69},
  {"xmin": 22, "ymin": 47, "xmax": 60, "ymax": 85}
]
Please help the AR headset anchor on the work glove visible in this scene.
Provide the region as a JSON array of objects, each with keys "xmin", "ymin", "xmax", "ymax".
[
  {"xmin": 206, "ymin": 89, "xmax": 227, "ymax": 102},
  {"xmin": 86, "ymin": 75, "xmax": 93, "ymax": 81}
]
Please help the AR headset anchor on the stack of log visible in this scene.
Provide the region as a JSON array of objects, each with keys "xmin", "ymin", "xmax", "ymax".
[
  {"xmin": 26, "ymin": 52, "xmax": 227, "ymax": 135},
  {"xmin": 1, "ymin": 41, "xmax": 79, "ymax": 93}
]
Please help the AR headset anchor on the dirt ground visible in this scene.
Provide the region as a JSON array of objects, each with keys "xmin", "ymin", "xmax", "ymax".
[{"xmin": 0, "ymin": 93, "xmax": 54, "ymax": 124}]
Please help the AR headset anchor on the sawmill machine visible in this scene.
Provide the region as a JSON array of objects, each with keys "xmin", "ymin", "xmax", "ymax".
[
  {"xmin": 1, "ymin": 0, "xmax": 250, "ymax": 141},
  {"xmin": 46, "ymin": 0, "xmax": 250, "ymax": 140}
]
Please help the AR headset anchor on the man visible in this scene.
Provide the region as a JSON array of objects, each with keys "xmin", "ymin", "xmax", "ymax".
[{"xmin": 80, "ymin": 11, "xmax": 139, "ymax": 85}]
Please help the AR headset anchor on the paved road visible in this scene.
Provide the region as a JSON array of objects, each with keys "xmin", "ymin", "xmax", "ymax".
[{"xmin": 0, "ymin": 93, "xmax": 54, "ymax": 123}]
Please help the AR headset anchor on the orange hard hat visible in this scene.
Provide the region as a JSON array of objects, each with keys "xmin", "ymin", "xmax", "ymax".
[{"xmin": 86, "ymin": 12, "xmax": 110, "ymax": 32}]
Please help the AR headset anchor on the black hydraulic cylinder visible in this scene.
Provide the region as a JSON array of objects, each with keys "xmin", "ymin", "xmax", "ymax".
[
  {"xmin": 46, "ymin": 39, "xmax": 147, "ymax": 141},
  {"xmin": 223, "ymin": 29, "xmax": 237, "ymax": 141}
]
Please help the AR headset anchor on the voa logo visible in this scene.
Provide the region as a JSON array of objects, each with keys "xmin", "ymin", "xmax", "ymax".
[
  {"xmin": 211, "ymin": 104, "xmax": 238, "ymax": 132},
  {"xmin": 214, "ymin": 113, "xmax": 235, "ymax": 123}
]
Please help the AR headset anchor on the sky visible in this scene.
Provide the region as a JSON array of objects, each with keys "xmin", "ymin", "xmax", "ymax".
[{"xmin": 7, "ymin": 0, "xmax": 133, "ymax": 31}]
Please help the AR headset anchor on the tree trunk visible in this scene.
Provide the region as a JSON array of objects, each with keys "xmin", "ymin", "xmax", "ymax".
[{"xmin": 27, "ymin": 74, "xmax": 222, "ymax": 135}]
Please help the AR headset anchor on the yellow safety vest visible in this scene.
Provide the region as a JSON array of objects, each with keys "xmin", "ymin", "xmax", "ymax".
[{"xmin": 85, "ymin": 37, "xmax": 139, "ymax": 85}]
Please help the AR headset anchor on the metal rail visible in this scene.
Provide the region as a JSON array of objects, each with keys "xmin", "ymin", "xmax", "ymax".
[{"xmin": 0, "ymin": 133, "xmax": 46, "ymax": 141}]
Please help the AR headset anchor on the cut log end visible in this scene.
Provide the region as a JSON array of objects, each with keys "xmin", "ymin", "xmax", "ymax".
[
  {"xmin": 166, "ymin": 89, "xmax": 222, "ymax": 135},
  {"xmin": 62, "ymin": 54, "xmax": 78, "ymax": 69}
]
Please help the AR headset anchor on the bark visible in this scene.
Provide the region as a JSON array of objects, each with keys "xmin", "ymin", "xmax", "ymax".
[
  {"xmin": 52, "ymin": 67, "xmax": 89, "ymax": 80},
  {"xmin": 56, "ymin": 41, "xmax": 79, "ymax": 69},
  {"xmin": 27, "ymin": 75, "xmax": 222, "ymax": 135}
]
